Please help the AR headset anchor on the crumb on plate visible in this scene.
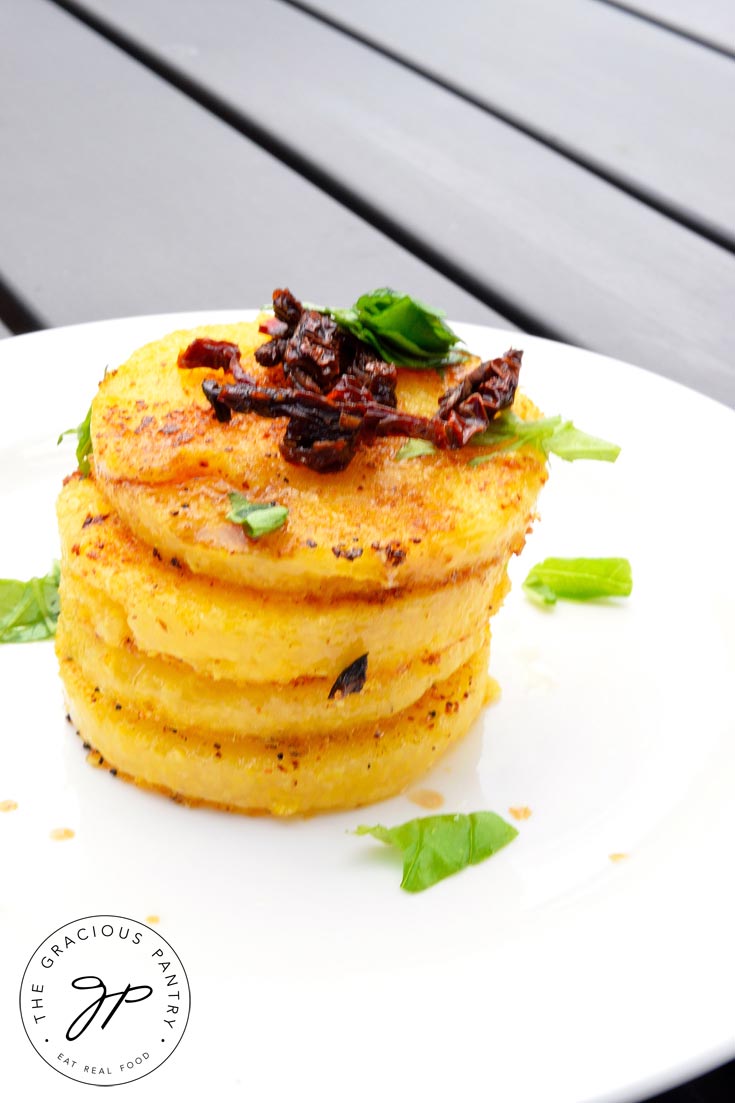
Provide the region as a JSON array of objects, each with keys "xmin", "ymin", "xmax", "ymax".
[{"xmin": 407, "ymin": 788, "xmax": 445, "ymax": 810}]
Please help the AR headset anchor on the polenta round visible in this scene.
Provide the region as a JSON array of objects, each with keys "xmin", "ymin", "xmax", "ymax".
[
  {"xmin": 58, "ymin": 475, "xmax": 508, "ymax": 684},
  {"xmin": 90, "ymin": 322, "xmax": 547, "ymax": 595}
]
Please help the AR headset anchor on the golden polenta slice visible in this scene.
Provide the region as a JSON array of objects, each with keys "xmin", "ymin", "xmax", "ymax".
[
  {"xmin": 58, "ymin": 475, "xmax": 506, "ymax": 683},
  {"xmin": 56, "ymin": 612, "xmax": 487, "ymax": 740},
  {"xmin": 58, "ymin": 634, "xmax": 490, "ymax": 816},
  {"xmin": 90, "ymin": 322, "xmax": 548, "ymax": 595}
]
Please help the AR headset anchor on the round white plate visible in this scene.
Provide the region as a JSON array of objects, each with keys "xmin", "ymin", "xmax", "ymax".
[{"xmin": 1, "ymin": 314, "xmax": 733, "ymax": 1103}]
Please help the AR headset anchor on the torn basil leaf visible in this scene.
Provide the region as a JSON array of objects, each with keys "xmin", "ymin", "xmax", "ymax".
[
  {"xmin": 395, "ymin": 439, "xmax": 437, "ymax": 461},
  {"xmin": 523, "ymin": 557, "xmax": 633, "ymax": 605},
  {"xmin": 309, "ymin": 288, "xmax": 464, "ymax": 369},
  {"xmin": 356, "ymin": 811, "xmax": 518, "ymax": 892},
  {"xmin": 0, "ymin": 562, "xmax": 61, "ymax": 643},
  {"xmin": 58, "ymin": 403, "xmax": 93, "ymax": 476},
  {"xmin": 227, "ymin": 492, "xmax": 288, "ymax": 538},
  {"xmin": 470, "ymin": 412, "xmax": 620, "ymax": 464},
  {"xmin": 329, "ymin": 653, "xmax": 368, "ymax": 699},
  {"xmin": 544, "ymin": 421, "xmax": 621, "ymax": 461}
]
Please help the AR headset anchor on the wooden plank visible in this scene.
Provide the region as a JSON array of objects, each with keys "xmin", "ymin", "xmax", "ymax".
[
  {"xmin": 290, "ymin": 0, "xmax": 735, "ymax": 248},
  {"xmin": 603, "ymin": 0, "xmax": 735, "ymax": 55},
  {"xmin": 0, "ymin": 1, "xmax": 501, "ymax": 333},
  {"xmin": 59, "ymin": 0, "xmax": 735, "ymax": 405}
]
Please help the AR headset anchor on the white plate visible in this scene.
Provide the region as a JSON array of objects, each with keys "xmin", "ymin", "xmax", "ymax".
[{"xmin": 1, "ymin": 314, "xmax": 734, "ymax": 1103}]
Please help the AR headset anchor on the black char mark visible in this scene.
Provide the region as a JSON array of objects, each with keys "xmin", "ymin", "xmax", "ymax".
[{"xmin": 328, "ymin": 653, "xmax": 369, "ymax": 699}]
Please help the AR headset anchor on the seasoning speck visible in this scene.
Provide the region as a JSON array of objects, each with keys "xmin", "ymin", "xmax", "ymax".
[
  {"xmin": 408, "ymin": 789, "xmax": 444, "ymax": 810},
  {"xmin": 371, "ymin": 541, "xmax": 406, "ymax": 566},
  {"xmin": 50, "ymin": 827, "xmax": 75, "ymax": 841},
  {"xmin": 609, "ymin": 852, "xmax": 629, "ymax": 863},
  {"xmin": 331, "ymin": 544, "xmax": 363, "ymax": 561},
  {"xmin": 508, "ymin": 805, "xmax": 532, "ymax": 821},
  {"xmin": 146, "ymin": 915, "xmax": 160, "ymax": 925},
  {"xmin": 0, "ymin": 799, "xmax": 18, "ymax": 813}
]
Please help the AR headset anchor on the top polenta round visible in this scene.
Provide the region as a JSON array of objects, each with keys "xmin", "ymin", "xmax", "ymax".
[{"xmin": 91, "ymin": 322, "xmax": 548, "ymax": 595}]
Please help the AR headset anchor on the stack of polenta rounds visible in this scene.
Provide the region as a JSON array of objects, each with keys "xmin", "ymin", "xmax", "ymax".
[{"xmin": 55, "ymin": 321, "xmax": 547, "ymax": 815}]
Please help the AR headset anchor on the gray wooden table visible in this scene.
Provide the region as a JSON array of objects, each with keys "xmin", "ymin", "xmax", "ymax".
[
  {"xmin": 2, "ymin": 0, "xmax": 735, "ymax": 410},
  {"xmin": 1, "ymin": 3, "xmax": 734, "ymax": 1098}
]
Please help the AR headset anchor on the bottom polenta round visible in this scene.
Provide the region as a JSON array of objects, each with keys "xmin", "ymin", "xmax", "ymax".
[{"xmin": 57, "ymin": 635, "xmax": 490, "ymax": 816}]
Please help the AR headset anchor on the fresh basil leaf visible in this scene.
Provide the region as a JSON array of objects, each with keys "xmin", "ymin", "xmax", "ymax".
[
  {"xmin": 395, "ymin": 439, "xmax": 437, "ymax": 461},
  {"xmin": 0, "ymin": 562, "xmax": 61, "ymax": 643},
  {"xmin": 544, "ymin": 422, "xmax": 621, "ymax": 462},
  {"xmin": 313, "ymin": 288, "xmax": 463, "ymax": 368},
  {"xmin": 58, "ymin": 403, "xmax": 93, "ymax": 475},
  {"xmin": 353, "ymin": 289, "xmax": 458, "ymax": 357},
  {"xmin": 470, "ymin": 413, "xmax": 562, "ymax": 461},
  {"xmin": 521, "ymin": 578, "xmax": 558, "ymax": 606},
  {"xmin": 469, "ymin": 412, "xmax": 619, "ymax": 464},
  {"xmin": 523, "ymin": 557, "xmax": 633, "ymax": 605},
  {"xmin": 355, "ymin": 811, "xmax": 518, "ymax": 892},
  {"xmin": 227, "ymin": 492, "xmax": 288, "ymax": 538}
]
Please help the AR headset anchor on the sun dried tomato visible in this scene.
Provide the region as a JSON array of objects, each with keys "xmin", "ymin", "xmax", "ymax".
[{"xmin": 183, "ymin": 289, "xmax": 523, "ymax": 473}]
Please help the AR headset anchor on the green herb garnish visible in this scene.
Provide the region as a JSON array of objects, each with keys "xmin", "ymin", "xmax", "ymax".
[
  {"xmin": 58, "ymin": 403, "xmax": 93, "ymax": 476},
  {"xmin": 309, "ymin": 288, "xmax": 463, "ymax": 369},
  {"xmin": 355, "ymin": 811, "xmax": 518, "ymax": 892},
  {"xmin": 227, "ymin": 492, "xmax": 288, "ymax": 538},
  {"xmin": 469, "ymin": 412, "xmax": 620, "ymax": 464},
  {"xmin": 0, "ymin": 562, "xmax": 61, "ymax": 643},
  {"xmin": 395, "ymin": 439, "xmax": 437, "ymax": 461},
  {"xmin": 523, "ymin": 557, "xmax": 633, "ymax": 606},
  {"xmin": 543, "ymin": 421, "xmax": 621, "ymax": 461}
]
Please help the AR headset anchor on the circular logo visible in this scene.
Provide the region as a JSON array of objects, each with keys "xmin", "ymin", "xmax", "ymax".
[{"xmin": 19, "ymin": 915, "xmax": 190, "ymax": 1086}]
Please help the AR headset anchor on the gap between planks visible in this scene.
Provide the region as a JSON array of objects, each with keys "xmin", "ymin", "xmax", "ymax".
[
  {"xmin": 0, "ymin": 272, "xmax": 48, "ymax": 336},
  {"xmin": 45, "ymin": 0, "xmax": 573, "ymax": 342},
  {"xmin": 594, "ymin": 0, "xmax": 735, "ymax": 63}
]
